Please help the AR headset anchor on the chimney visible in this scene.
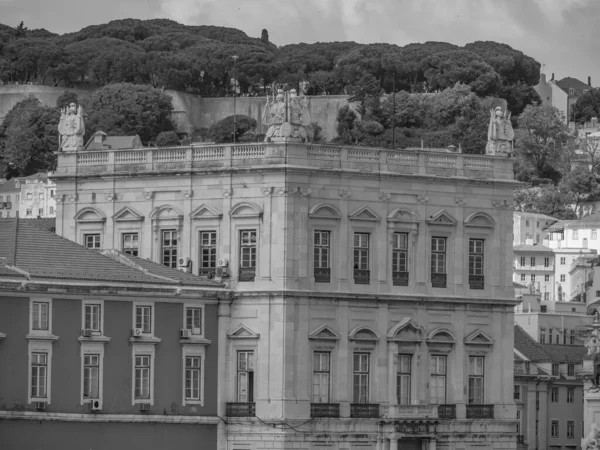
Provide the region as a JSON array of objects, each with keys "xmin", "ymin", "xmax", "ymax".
[
  {"xmin": 589, "ymin": 76, "xmax": 592, "ymax": 87},
  {"xmin": 525, "ymin": 238, "xmax": 534, "ymax": 246},
  {"xmin": 540, "ymin": 72, "xmax": 546, "ymax": 84},
  {"xmin": 551, "ymin": 73, "xmax": 555, "ymax": 81}
]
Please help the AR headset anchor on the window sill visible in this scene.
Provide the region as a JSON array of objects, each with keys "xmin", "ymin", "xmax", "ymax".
[
  {"xmin": 129, "ymin": 336, "xmax": 162, "ymax": 345},
  {"xmin": 180, "ymin": 337, "xmax": 212, "ymax": 346},
  {"xmin": 184, "ymin": 400, "xmax": 204, "ymax": 406},
  {"xmin": 26, "ymin": 333, "xmax": 59, "ymax": 342},
  {"xmin": 78, "ymin": 335, "xmax": 111, "ymax": 343}
]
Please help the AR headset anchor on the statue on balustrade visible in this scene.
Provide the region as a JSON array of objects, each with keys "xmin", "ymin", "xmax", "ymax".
[
  {"xmin": 486, "ymin": 106, "xmax": 514, "ymax": 157},
  {"xmin": 582, "ymin": 423, "xmax": 600, "ymax": 450},
  {"xmin": 263, "ymin": 88, "xmax": 309, "ymax": 143},
  {"xmin": 58, "ymin": 102, "xmax": 85, "ymax": 151}
]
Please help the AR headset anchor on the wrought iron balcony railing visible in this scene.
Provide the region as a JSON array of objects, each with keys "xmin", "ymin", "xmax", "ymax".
[
  {"xmin": 437, "ymin": 404, "xmax": 456, "ymax": 419},
  {"xmin": 238, "ymin": 267, "xmax": 255, "ymax": 282},
  {"xmin": 469, "ymin": 275, "xmax": 484, "ymax": 290},
  {"xmin": 310, "ymin": 403, "xmax": 340, "ymax": 418},
  {"xmin": 350, "ymin": 403, "xmax": 380, "ymax": 418},
  {"xmin": 380, "ymin": 404, "xmax": 438, "ymax": 419},
  {"xmin": 466, "ymin": 404, "xmax": 494, "ymax": 419},
  {"xmin": 392, "ymin": 271, "xmax": 409, "ymax": 286},
  {"xmin": 354, "ymin": 269, "xmax": 370, "ymax": 285},
  {"xmin": 431, "ymin": 273, "xmax": 447, "ymax": 288},
  {"xmin": 226, "ymin": 402, "xmax": 256, "ymax": 417},
  {"xmin": 314, "ymin": 267, "xmax": 331, "ymax": 283}
]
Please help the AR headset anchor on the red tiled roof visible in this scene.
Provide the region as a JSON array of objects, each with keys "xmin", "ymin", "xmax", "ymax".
[
  {"xmin": 556, "ymin": 77, "xmax": 592, "ymax": 93},
  {"xmin": 513, "ymin": 243, "xmax": 554, "ymax": 253},
  {"xmin": 514, "ymin": 325, "xmax": 551, "ymax": 361},
  {"xmin": 0, "ymin": 219, "xmax": 223, "ymax": 287},
  {"xmin": 538, "ymin": 343, "xmax": 588, "ymax": 363}
]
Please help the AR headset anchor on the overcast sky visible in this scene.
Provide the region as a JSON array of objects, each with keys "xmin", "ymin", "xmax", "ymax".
[{"xmin": 2, "ymin": 0, "xmax": 599, "ymax": 85}]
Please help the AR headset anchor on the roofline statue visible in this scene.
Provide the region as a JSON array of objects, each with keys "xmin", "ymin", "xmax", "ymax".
[
  {"xmin": 58, "ymin": 102, "xmax": 85, "ymax": 152},
  {"xmin": 486, "ymin": 106, "xmax": 514, "ymax": 157}
]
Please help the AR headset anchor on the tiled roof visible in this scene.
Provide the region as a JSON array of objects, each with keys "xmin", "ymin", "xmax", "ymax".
[
  {"xmin": 538, "ymin": 343, "xmax": 588, "ymax": 363},
  {"xmin": 513, "ymin": 244, "xmax": 554, "ymax": 253},
  {"xmin": 20, "ymin": 218, "xmax": 55, "ymax": 232},
  {"xmin": 514, "ymin": 325, "xmax": 550, "ymax": 361},
  {"xmin": 0, "ymin": 219, "xmax": 223, "ymax": 287},
  {"xmin": 556, "ymin": 77, "xmax": 592, "ymax": 93}
]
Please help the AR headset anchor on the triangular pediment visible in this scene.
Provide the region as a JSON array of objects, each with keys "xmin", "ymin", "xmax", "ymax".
[
  {"xmin": 349, "ymin": 326, "xmax": 380, "ymax": 341},
  {"xmin": 426, "ymin": 209, "xmax": 457, "ymax": 226},
  {"xmin": 349, "ymin": 206, "xmax": 381, "ymax": 222},
  {"xmin": 464, "ymin": 329, "xmax": 493, "ymax": 346},
  {"xmin": 190, "ymin": 204, "xmax": 223, "ymax": 220},
  {"xmin": 388, "ymin": 208, "xmax": 420, "ymax": 223},
  {"xmin": 464, "ymin": 212, "xmax": 495, "ymax": 228},
  {"xmin": 74, "ymin": 207, "xmax": 106, "ymax": 223},
  {"xmin": 309, "ymin": 203, "xmax": 341, "ymax": 220},
  {"xmin": 113, "ymin": 206, "xmax": 144, "ymax": 222},
  {"xmin": 388, "ymin": 318, "xmax": 424, "ymax": 341},
  {"xmin": 227, "ymin": 323, "xmax": 260, "ymax": 340},
  {"xmin": 309, "ymin": 325, "xmax": 340, "ymax": 341}
]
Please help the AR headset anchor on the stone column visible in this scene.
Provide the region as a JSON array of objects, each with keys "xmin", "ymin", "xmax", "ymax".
[
  {"xmin": 390, "ymin": 437, "xmax": 398, "ymax": 450},
  {"xmin": 388, "ymin": 343, "xmax": 398, "ymax": 405},
  {"xmin": 428, "ymin": 438, "xmax": 436, "ymax": 450}
]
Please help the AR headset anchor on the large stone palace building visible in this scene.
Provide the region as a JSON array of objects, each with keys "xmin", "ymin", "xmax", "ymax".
[{"xmin": 52, "ymin": 142, "xmax": 519, "ymax": 450}]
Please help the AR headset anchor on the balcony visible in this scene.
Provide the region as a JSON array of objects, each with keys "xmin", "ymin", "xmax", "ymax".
[
  {"xmin": 469, "ymin": 275, "xmax": 484, "ymax": 290},
  {"xmin": 198, "ymin": 268, "xmax": 215, "ymax": 278},
  {"xmin": 437, "ymin": 404, "xmax": 456, "ymax": 419},
  {"xmin": 310, "ymin": 403, "xmax": 340, "ymax": 418},
  {"xmin": 354, "ymin": 269, "xmax": 370, "ymax": 285},
  {"xmin": 238, "ymin": 267, "xmax": 255, "ymax": 282},
  {"xmin": 380, "ymin": 404, "xmax": 438, "ymax": 419},
  {"xmin": 392, "ymin": 271, "xmax": 409, "ymax": 286},
  {"xmin": 466, "ymin": 404, "xmax": 494, "ymax": 419},
  {"xmin": 517, "ymin": 435, "xmax": 525, "ymax": 444},
  {"xmin": 431, "ymin": 273, "xmax": 447, "ymax": 288},
  {"xmin": 54, "ymin": 143, "xmax": 514, "ymax": 181},
  {"xmin": 226, "ymin": 402, "xmax": 255, "ymax": 417},
  {"xmin": 350, "ymin": 403, "xmax": 380, "ymax": 418},
  {"xmin": 314, "ymin": 267, "xmax": 331, "ymax": 283},
  {"xmin": 514, "ymin": 264, "xmax": 554, "ymax": 271}
]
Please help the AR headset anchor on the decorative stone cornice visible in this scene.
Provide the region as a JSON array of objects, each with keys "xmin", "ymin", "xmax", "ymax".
[{"xmin": 0, "ymin": 411, "xmax": 220, "ymax": 424}]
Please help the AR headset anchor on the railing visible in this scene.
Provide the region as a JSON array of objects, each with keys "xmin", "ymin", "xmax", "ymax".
[
  {"xmin": 431, "ymin": 273, "xmax": 447, "ymax": 288},
  {"xmin": 392, "ymin": 271, "xmax": 409, "ymax": 286},
  {"xmin": 437, "ymin": 404, "xmax": 456, "ymax": 419},
  {"xmin": 350, "ymin": 403, "xmax": 380, "ymax": 418},
  {"xmin": 380, "ymin": 404, "xmax": 438, "ymax": 419},
  {"xmin": 54, "ymin": 143, "xmax": 514, "ymax": 181},
  {"xmin": 314, "ymin": 267, "xmax": 331, "ymax": 283},
  {"xmin": 238, "ymin": 267, "xmax": 255, "ymax": 282},
  {"xmin": 469, "ymin": 275, "xmax": 484, "ymax": 290},
  {"xmin": 310, "ymin": 403, "xmax": 340, "ymax": 418},
  {"xmin": 354, "ymin": 269, "xmax": 370, "ymax": 285},
  {"xmin": 466, "ymin": 404, "xmax": 494, "ymax": 419},
  {"xmin": 198, "ymin": 268, "xmax": 215, "ymax": 279},
  {"xmin": 226, "ymin": 402, "xmax": 255, "ymax": 417},
  {"xmin": 517, "ymin": 435, "xmax": 525, "ymax": 444},
  {"xmin": 514, "ymin": 264, "xmax": 554, "ymax": 271}
]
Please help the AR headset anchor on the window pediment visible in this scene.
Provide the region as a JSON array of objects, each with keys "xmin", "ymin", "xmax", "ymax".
[
  {"xmin": 309, "ymin": 203, "xmax": 341, "ymax": 220},
  {"xmin": 190, "ymin": 204, "xmax": 223, "ymax": 220},
  {"xmin": 426, "ymin": 209, "xmax": 457, "ymax": 226},
  {"xmin": 113, "ymin": 206, "xmax": 144, "ymax": 222},
  {"xmin": 387, "ymin": 208, "xmax": 420, "ymax": 224},
  {"xmin": 227, "ymin": 323, "xmax": 260, "ymax": 340},
  {"xmin": 464, "ymin": 329, "xmax": 493, "ymax": 346},
  {"xmin": 309, "ymin": 325, "xmax": 340, "ymax": 341},
  {"xmin": 464, "ymin": 212, "xmax": 495, "ymax": 228},
  {"xmin": 349, "ymin": 206, "xmax": 381, "ymax": 222},
  {"xmin": 349, "ymin": 326, "xmax": 379, "ymax": 342},
  {"xmin": 388, "ymin": 318, "xmax": 424, "ymax": 342},
  {"xmin": 230, "ymin": 202, "xmax": 262, "ymax": 219},
  {"xmin": 75, "ymin": 207, "xmax": 106, "ymax": 224}
]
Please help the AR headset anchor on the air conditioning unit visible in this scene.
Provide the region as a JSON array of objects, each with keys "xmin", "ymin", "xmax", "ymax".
[
  {"xmin": 217, "ymin": 258, "xmax": 229, "ymax": 268},
  {"xmin": 180, "ymin": 329, "xmax": 191, "ymax": 339},
  {"xmin": 131, "ymin": 328, "xmax": 143, "ymax": 337},
  {"xmin": 35, "ymin": 401, "xmax": 46, "ymax": 411},
  {"xmin": 215, "ymin": 266, "xmax": 229, "ymax": 278},
  {"xmin": 178, "ymin": 257, "xmax": 192, "ymax": 273},
  {"xmin": 138, "ymin": 403, "xmax": 151, "ymax": 412},
  {"xmin": 89, "ymin": 399, "xmax": 102, "ymax": 411},
  {"xmin": 81, "ymin": 329, "xmax": 93, "ymax": 337}
]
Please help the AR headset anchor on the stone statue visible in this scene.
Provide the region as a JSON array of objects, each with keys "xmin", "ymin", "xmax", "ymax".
[
  {"xmin": 263, "ymin": 88, "xmax": 310, "ymax": 143},
  {"xmin": 582, "ymin": 423, "xmax": 600, "ymax": 450},
  {"xmin": 486, "ymin": 106, "xmax": 514, "ymax": 157},
  {"xmin": 58, "ymin": 102, "xmax": 85, "ymax": 151},
  {"xmin": 264, "ymin": 91, "xmax": 286, "ymax": 141}
]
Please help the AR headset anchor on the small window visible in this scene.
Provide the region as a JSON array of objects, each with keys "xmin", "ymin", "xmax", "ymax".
[
  {"xmin": 185, "ymin": 307, "xmax": 203, "ymax": 335},
  {"xmin": 567, "ymin": 387, "xmax": 575, "ymax": 403},
  {"xmin": 134, "ymin": 355, "xmax": 151, "ymax": 400},
  {"xmin": 551, "ymin": 386, "xmax": 559, "ymax": 402},
  {"xmin": 135, "ymin": 305, "xmax": 152, "ymax": 334},
  {"xmin": 551, "ymin": 420, "xmax": 559, "ymax": 438},
  {"xmin": 567, "ymin": 420, "xmax": 575, "ymax": 439},
  {"xmin": 569, "ymin": 88, "xmax": 575, "ymax": 96},
  {"xmin": 531, "ymin": 274, "xmax": 536, "ymax": 282},
  {"xmin": 544, "ymin": 257, "xmax": 550, "ymax": 267},
  {"xmin": 31, "ymin": 352, "xmax": 48, "ymax": 398},
  {"xmin": 199, "ymin": 230, "xmax": 217, "ymax": 277},
  {"xmin": 122, "ymin": 233, "xmax": 139, "ymax": 256},
  {"xmin": 84, "ymin": 234, "xmax": 101, "ymax": 249},
  {"xmin": 184, "ymin": 356, "xmax": 202, "ymax": 401},
  {"xmin": 32, "ymin": 301, "xmax": 49, "ymax": 330},
  {"xmin": 541, "ymin": 305, "xmax": 547, "ymax": 312},
  {"xmin": 26, "ymin": 209, "xmax": 32, "ymax": 216},
  {"xmin": 525, "ymin": 220, "xmax": 530, "ymax": 227},
  {"xmin": 520, "ymin": 274, "xmax": 526, "ymax": 282},
  {"xmin": 84, "ymin": 303, "xmax": 101, "ymax": 332},
  {"xmin": 568, "ymin": 363, "xmax": 575, "ymax": 376},
  {"xmin": 552, "ymin": 363, "xmax": 559, "ymax": 376},
  {"xmin": 570, "ymin": 329, "xmax": 576, "ymax": 345},
  {"xmin": 514, "ymin": 384, "xmax": 521, "ymax": 400},
  {"xmin": 545, "ymin": 274, "xmax": 550, "ymax": 282},
  {"xmin": 540, "ymin": 327, "xmax": 546, "ymax": 343},
  {"xmin": 520, "ymin": 257, "xmax": 526, "ymax": 267},
  {"xmin": 530, "ymin": 257, "xmax": 536, "ymax": 266},
  {"xmin": 561, "ymin": 257, "xmax": 566, "ymax": 266},
  {"xmin": 561, "ymin": 274, "xmax": 566, "ymax": 282},
  {"xmin": 83, "ymin": 354, "xmax": 100, "ymax": 399}
]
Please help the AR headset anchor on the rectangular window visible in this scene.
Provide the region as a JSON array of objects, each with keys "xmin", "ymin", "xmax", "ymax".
[
  {"xmin": 353, "ymin": 233, "xmax": 370, "ymax": 284},
  {"xmin": 567, "ymin": 387, "xmax": 575, "ymax": 403},
  {"xmin": 561, "ymin": 257, "xmax": 566, "ymax": 266},
  {"xmin": 544, "ymin": 292, "xmax": 550, "ymax": 301},
  {"xmin": 392, "ymin": 232, "xmax": 409, "ymax": 286},
  {"xmin": 397, "ymin": 354, "xmax": 411, "ymax": 405},
  {"xmin": 530, "ymin": 257, "xmax": 536, "ymax": 266},
  {"xmin": 161, "ymin": 229, "xmax": 177, "ymax": 268},
  {"xmin": 199, "ymin": 230, "xmax": 217, "ymax": 277},
  {"xmin": 32, "ymin": 301, "xmax": 49, "ymax": 330},
  {"xmin": 185, "ymin": 307, "xmax": 202, "ymax": 335},
  {"xmin": 185, "ymin": 356, "xmax": 202, "ymax": 401},
  {"xmin": 431, "ymin": 237, "xmax": 447, "ymax": 288},
  {"xmin": 560, "ymin": 274, "xmax": 566, "ymax": 282},
  {"xmin": 26, "ymin": 209, "xmax": 31, "ymax": 216},
  {"xmin": 540, "ymin": 328, "xmax": 546, "ymax": 343},
  {"xmin": 468, "ymin": 239, "xmax": 484, "ymax": 289},
  {"xmin": 237, "ymin": 351, "xmax": 254, "ymax": 402},
  {"xmin": 135, "ymin": 305, "xmax": 152, "ymax": 334},
  {"xmin": 549, "ymin": 329, "xmax": 553, "ymax": 342},
  {"xmin": 555, "ymin": 332, "xmax": 560, "ymax": 344},
  {"xmin": 353, "ymin": 353, "xmax": 370, "ymax": 404},
  {"xmin": 429, "ymin": 355, "xmax": 446, "ymax": 405},
  {"xmin": 525, "ymin": 220, "xmax": 530, "ymax": 226},
  {"xmin": 83, "ymin": 354, "xmax": 100, "ymax": 399},
  {"xmin": 544, "ymin": 257, "xmax": 550, "ymax": 267},
  {"xmin": 84, "ymin": 303, "xmax": 101, "ymax": 332},
  {"xmin": 573, "ymin": 230, "xmax": 578, "ymax": 239},
  {"xmin": 49, "ymin": 206, "xmax": 54, "ymax": 214},
  {"xmin": 545, "ymin": 274, "xmax": 550, "ymax": 282},
  {"xmin": 38, "ymin": 208, "xmax": 43, "ymax": 216},
  {"xmin": 468, "ymin": 356, "xmax": 484, "ymax": 404},
  {"xmin": 520, "ymin": 257, "xmax": 525, "ymax": 267},
  {"xmin": 31, "ymin": 352, "xmax": 48, "ymax": 398},
  {"xmin": 312, "ymin": 352, "xmax": 330, "ymax": 403},
  {"xmin": 593, "ymin": 230, "xmax": 598, "ymax": 239},
  {"xmin": 563, "ymin": 329, "xmax": 568, "ymax": 345},
  {"xmin": 520, "ymin": 274, "xmax": 526, "ymax": 282},
  {"xmin": 50, "ymin": 190, "xmax": 55, "ymax": 198},
  {"xmin": 314, "ymin": 230, "xmax": 331, "ymax": 283},
  {"xmin": 570, "ymin": 329, "xmax": 576, "ymax": 345},
  {"xmin": 84, "ymin": 233, "xmax": 101, "ymax": 249},
  {"xmin": 514, "ymin": 385, "xmax": 521, "ymax": 400},
  {"xmin": 567, "ymin": 420, "xmax": 574, "ymax": 439},
  {"xmin": 551, "ymin": 386, "xmax": 559, "ymax": 402},
  {"xmin": 39, "ymin": 192, "xmax": 44, "ymax": 200},
  {"xmin": 134, "ymin": 355, "xmax": 151, "ymax": 400},
  {"xmin": 122, "ymin": 233, "xmax": 139, "ymax": 256},
  {"xmin": 531, "ymin": 274, "xmax": 536, "ymax": 282},
  {"xmin": 568, "ymin": 363, "xmax": 574, "ymax": 376},
  {"xmin": 239, "ymin": 230, "xmax": 257, "ymax": 281},
  {"xmin": 552, "ymin": 363, "xmax": 559, "ymax": 376},
  {"xmin": 551, "ymin": 420, "xmax": 559, "ymax": 438}
]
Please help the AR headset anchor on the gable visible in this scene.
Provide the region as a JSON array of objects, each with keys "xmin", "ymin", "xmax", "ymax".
[
  {"xmin": 464, "ymin": 329, "xmax": 493, "ymax": 345},
  {"xmin": 426, "ymin": 209, "xmax": 457, "ymax": 226},
  {"xmin": 113, "ymin": 206, "xmax": 144, "ymax": 222},
  {"xmin": 190, "ymin": 204, "xmax": 223, "ymax": 220},
  {"xmin": 388, "ymin": 318, "xmax": 424, "ymax": 341},
  {"xmin": 309, "ymin": 325, "xmax": 340, "ymax": 341},
  {"xmin": 349, "ymin": 326, "xmax": 379, "ymax": 341},
  {"xmin": 74, "ymin": 207, "xmax": 106, "ymax": 223},
  {"xmin": 309, "ymin": 203, "xmax": 341, "ymax": 220},
  {"xmin": 227, "ymin": 323, "xmax": 260, "ymax": 340},
  {"xmin": 349, "ymin": 206, "xmax": 380, "ymax": 222},
  {"xmin": 464, "ymin": 212, "xmax": 495, "ymax": 228},
  {"xmin": 427, "ymin": 329, "xmax": 456, "ymax": 342}
]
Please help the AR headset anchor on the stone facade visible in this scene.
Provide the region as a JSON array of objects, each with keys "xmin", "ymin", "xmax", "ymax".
[{"xmin": 53, "ymin": 142, "xmax": 519, "ymax": 450}]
